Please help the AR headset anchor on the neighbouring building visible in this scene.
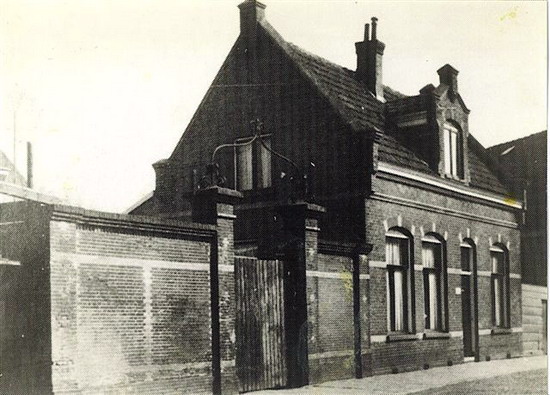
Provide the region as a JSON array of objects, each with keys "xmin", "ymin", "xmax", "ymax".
[
  {"xmin": 130, "ymin": 0, "xmax": 524, "ymax": 391},
  {"xmin": 0, "ymin": 150, "xmax": 27, "ymax": 204},
  {"xmin": 488, "ymin": 131, "xmax": 547, "ymax": 356}
]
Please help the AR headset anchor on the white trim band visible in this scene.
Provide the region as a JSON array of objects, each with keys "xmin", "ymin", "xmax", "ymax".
[
  {"xmin": 377, "ymin": 162, "xmax": 522, "ymax": 209},
  {"xmin": 309, "ymin": 350, "xmax": 353, "ymax": 360},
  {"xmin": 371, "ymin": 335, "xmax": 388, "ymax": 343},
  {"xmin": 306, "ymin": 270, "xmax": 345, "ymax": 279},
  {"xmin": 53, "ymin": 252, "xmax": 211, "ymax": 272},
  {"xmin": 0, "ymin": 258, "xmax": 20, "ymax": 266},
  {"xmin": 369, "ymin": 260, "xmax": 387, "ymax": 269},
  {"xmin": 305, "ymin": 270, "xmax": 369, "ymax": 280},
  {"xmin": 0, "ymin": 221, "xmax": 24, "ymax": 226},
  {"xmin": 218, "ymin": 212, "xmax": 237, "ymax": 220}
]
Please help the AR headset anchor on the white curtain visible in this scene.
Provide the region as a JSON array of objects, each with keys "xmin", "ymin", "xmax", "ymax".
[
  {"xmin": 237, "ymin": 144, "xmax": 252, "ymax": 190},
  {"xmin": 423, "ymin": 245, "xmax": 435, "ymax": 268},
  {"xmin": 394, "ymin": 270, "xmax": 404, "ymax": 331}
]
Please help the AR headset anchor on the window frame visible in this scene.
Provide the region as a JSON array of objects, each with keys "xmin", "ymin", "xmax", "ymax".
[
  {"xmin": 443, "ymin": 122, "xmax": 463, "ymax": 179},
  {"xmin": 234, "ymin": 134, "xmax": 272, "ymax": 191},
  {"xmin": 422, "ymin": 234, "xmax": 448, "ymax": 332},
  {"xmin": 491, "ymin": 245, "xmax": 510, "ymax": 329},
  {"xmin": 386, "ymin": 229, "xmax": 415, "ymax": 334}
]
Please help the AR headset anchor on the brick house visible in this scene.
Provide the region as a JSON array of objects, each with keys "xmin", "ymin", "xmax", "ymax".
[
  {"xmin": 488, "ymin": 131, "xmax": 547, "ymax": 356},
  {"xmin": 131, "ymin": 0, "xmax": 523, "ymax": 388}
]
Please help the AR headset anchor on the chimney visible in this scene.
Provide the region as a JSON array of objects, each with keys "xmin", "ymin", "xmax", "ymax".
[
  {"xmin": 437, "ymin": 64, "xmax": 459, "ymax": 99},
  {"xmin": 355, "ymin": 17, "xmax": 385, "ymax": 100},
  {"xmin": 238, "ymin": 0, "xmax": 266, "ymax": 38}
]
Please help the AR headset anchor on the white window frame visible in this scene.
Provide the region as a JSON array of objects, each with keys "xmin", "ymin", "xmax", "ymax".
[
  {"xmin": 422, "ymin": 235, "xmax": 447, "ymax": 331},
  {"xmin": 491, "ymin": 246, "xmax": 510, "ymax": 328},
  {"xmin": 386, "ymin": 229, "xmax": 413, "ymax": 333},
  {"xmin": 443, "ymin": 123, "xmax": 460, "ymax": 178},
  {"xmin": 234, "ymin": 134, "xmax": 272, "ymax": 191}
]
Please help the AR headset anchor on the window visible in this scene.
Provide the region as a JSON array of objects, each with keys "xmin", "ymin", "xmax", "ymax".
[
  {"xmin": 491, "ymin": 245, "xmax": 510, "ymax": 328},
  {"xmin": 235, "ymin": 136, "xmax": 272, "ymax": 191},
  {"xmin": 422, "ymin": 235, "xmax": 447, "ymax": 331},
  {"xmin": 443, "ymin": 123, "xmax": 462, "ymax": 178},
  {"xmin": 461, "ymin": 241, "xmax": 474, "ymax": 272},
  {"xmin": 386, "ymin": 229, "xmax": 413, "ymax": 333}
]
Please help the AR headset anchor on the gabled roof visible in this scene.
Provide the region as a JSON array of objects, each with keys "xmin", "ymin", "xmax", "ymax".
[
  {"xmin": 488, "ymin": 130, "xmax": 547, "ymax": 156},
  {"xmin": 260, "ymin": 19, "xmax": 390, "ymax": 133},
  {"xmin": 258, "ymin": 20, "xmax": 507, "ymax": 196},
  {"xmin": 467, "ymin": 136, "xmax": 508, "ymax": 195},
  {"xmin": 487, "ymin": 130, "xmax": 547, "ymax": 192}
]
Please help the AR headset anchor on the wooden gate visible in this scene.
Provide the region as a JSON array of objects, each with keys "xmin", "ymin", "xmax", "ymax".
[{"xmin": 235, "ymin": 257, "xmax": 287, "ymax": 392}]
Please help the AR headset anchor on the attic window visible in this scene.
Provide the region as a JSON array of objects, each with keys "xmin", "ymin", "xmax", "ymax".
[
  {"xmin": 235, "ymin": 135, "xmax": 272, "ymax": 191},
  {"xmin": 443, "ymin": 123, "xmax": 463, "ymax": 179}
]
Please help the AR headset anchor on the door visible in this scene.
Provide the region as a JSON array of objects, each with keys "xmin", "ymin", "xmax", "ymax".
[
  {"xmin": 235, "ymin": 257, "xmax": 287, "ymax": 392},
  {"xmin": 461, "ymin": 275, "xmax": 474, "ymax": 357},
  {"xmin": 460, "ymin": 243, "xmax": 477, "ymax": 358}
]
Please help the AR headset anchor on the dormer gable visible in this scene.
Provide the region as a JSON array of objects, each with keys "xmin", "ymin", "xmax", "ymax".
[
  {"xmin": 385, "ymin": 64, "xmax": 471, "ymax": 184},
  {"xmin": 433, "ymin": 64, "xmax": 470, "ymax": 183}
]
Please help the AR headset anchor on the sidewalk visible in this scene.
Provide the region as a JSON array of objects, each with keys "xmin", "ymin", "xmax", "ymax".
[{"xmin": 257, "ymin": 355, "xmax": 547, "ymax": 394}]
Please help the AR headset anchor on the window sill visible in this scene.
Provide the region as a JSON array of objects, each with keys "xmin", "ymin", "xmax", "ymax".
[
  {"xmin": 442, "ymin": 174, "xmax": 465, "ymax": 182},
  {"xmin": 423, "ymin": 331, "xmax": 451, "ymax": 340},
  {"xmin": 386, "ymin": 333, "xmax": 418, "ymax": 343},
  {"xmin": 491, "ymin": 327, "xmax": 513, "ymax": 335}
]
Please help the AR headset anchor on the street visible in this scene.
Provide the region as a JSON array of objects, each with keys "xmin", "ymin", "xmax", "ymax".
[{"xmin": 258, "ymin": 355, "xmax": 547, "ymax": 394}]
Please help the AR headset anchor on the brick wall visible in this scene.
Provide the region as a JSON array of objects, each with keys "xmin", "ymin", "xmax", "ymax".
[
  {"xmin": 364, "ymin": 174, "xmax": 522, "ymax": 373},
  {"xmin": 521, "ymin": 284, "xmax": 547, "ymax": 356},
  {"xmin": 48, "ymin": 210, "xmax": 217, "ymax": 394},
  {"xmin": 0, "ymin": 200, "xmax": 239, "ymax": 394},
  {"xmin": 308, "ymin": 252, "xmax": 355, "ymax": 383}
]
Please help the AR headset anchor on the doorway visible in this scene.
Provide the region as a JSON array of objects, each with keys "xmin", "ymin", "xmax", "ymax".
[{"xmin": 461, "ymin": 242, "xmax": 478, "ymax": 359}]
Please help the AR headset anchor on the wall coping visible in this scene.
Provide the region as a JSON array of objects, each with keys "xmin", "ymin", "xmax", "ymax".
[{"xmin": 50, "ymin": 204, "xmax": 216, "ymax": 237}]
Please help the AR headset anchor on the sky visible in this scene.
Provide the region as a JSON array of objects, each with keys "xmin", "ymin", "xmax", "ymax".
[{"xmin": 0, "ymin": 0, "xmax": 547, "ymax": 212}]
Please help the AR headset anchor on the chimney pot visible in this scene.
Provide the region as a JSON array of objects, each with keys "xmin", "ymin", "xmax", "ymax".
[
  {"xmin": 364, "ymin": 23, "xmax": 370, "ymax": 41},
  {"xmin": 371, "ymin": 17, "xmax": 378, "ymax": 40}
]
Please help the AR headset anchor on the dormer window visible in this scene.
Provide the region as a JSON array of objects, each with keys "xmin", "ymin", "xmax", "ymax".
[{"xmin": 443, "ymin": 122, "xmax": 463, "ymax": 179}]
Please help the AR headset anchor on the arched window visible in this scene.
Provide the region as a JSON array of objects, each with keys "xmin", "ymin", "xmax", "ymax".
[
  {"xmin": 443, "ymin": 122, "xmax": 463, "ymax": 179},
  {"xmin": 422, "ymin": 234, "xmax": 448, "ymax": 331},
  {"xmin": 386, "ymin": 228, "xmax": 414, "ymax": 333},
  {"xmin": 491, "ymin": 244, "xmax": 510, "ymax": 328}
]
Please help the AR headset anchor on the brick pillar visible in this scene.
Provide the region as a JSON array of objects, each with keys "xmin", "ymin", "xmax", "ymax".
[
  {"xmin": 192, "ymin": 187, "xmax": 242, "ymax": 394},
  {"xmin": 276, "ymin": 202, "xmax": 325, "ymax": 388}
]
